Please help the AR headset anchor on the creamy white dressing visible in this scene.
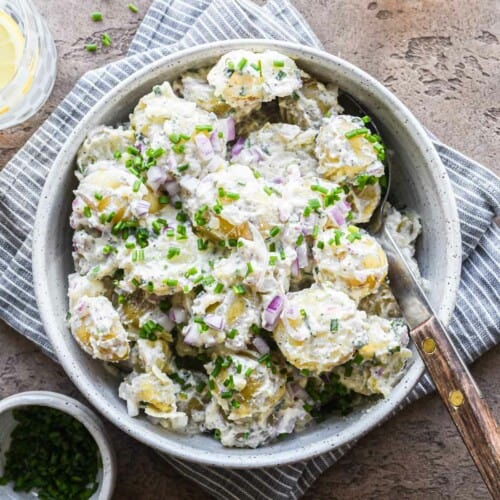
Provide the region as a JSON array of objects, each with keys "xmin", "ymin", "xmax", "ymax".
[{"xmin": 67, "ymin": 49, "xmax": 420, "ymax": 448}]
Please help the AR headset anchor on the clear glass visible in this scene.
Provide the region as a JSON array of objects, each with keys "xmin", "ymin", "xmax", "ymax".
[{"xmin": 0, "ymin": 0, "xmax": 57, "ymax": 129}]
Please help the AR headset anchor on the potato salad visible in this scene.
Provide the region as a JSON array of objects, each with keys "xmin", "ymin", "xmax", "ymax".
[{"xmin": 68, "ymin": 50, "xmax": 420, "ymax": 448}]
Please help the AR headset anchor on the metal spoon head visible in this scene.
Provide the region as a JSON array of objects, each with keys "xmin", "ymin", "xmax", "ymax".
[{"xmin": 337, "ymin": 92, "xmax": 391, "ymax": 234}]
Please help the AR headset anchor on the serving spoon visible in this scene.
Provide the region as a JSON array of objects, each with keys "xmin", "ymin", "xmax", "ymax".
[{"xmin": 339, "ymin": 93, "xmax": 500, "ymax": 497}]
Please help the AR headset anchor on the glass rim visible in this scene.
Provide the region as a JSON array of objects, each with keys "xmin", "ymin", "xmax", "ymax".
[{"xmin": 0, "ymin": 0, "xmax": 45, "ymax": 100}]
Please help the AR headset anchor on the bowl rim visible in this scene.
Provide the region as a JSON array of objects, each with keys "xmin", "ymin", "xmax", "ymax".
[
  {"xmin": 0, "ymin": 390, "xmax": 116, "ymax": 499},
  {"xmin": 32, "ymin": 39, "xmax": 462, "ymax": 468}
]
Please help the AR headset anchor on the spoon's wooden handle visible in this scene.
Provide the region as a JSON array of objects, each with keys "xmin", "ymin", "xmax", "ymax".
[{"xmin": 411, "ymin": 316, "xmax": 500, "ymax": 498}]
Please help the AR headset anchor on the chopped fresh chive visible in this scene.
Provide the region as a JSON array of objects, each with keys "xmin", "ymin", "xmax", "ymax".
[
  {"xmin": 127, "ymin": 145, "xmax": 139, "ymax": 156},
  {"xmin": 101, "ymin": 33, "xmax": 112, "ymax": 47},
  {"xmin": 184, "ymin": 267, "xmax": 197, "ymax": 278},
  {"xmin": 159, "ymin": 195, "xmax": 169, "ymax": 204},
  {"xmin": 317, "ymin": 241, "xmax": 325, "ymax": 249},
  {"xmin": 132, "ymin": 180, "xmax": 141, "ymax": 192},
  {"xmin": 258, "ymin": 353, "xmax": 270, "ymax": 364},
  {"xmin": 176, "ymin": 211, "xmax": 188, "ymax": 222},
  {"xmin": 125, "ymin": 242, "xmax": 135, "ymax": 249},
  {"xmin": 85, "ymin": 43, "xmax": 97, "ymax": 52},
  {"xmin": 113, "ymin": 150, "xmax": 122, "ymax": 159},
  {"xmin": 300, "ymin": 309, "xmax": 307, "ymax": 318},
  {"xmin": 275, "ymin": 70, "xmax": 287, "ymax": 80},
  {"xmin": 102, "ymin": 245, "xmax": 112, "ymax": 255},
  {"xmin": 311, "ymin": 184, "xmax": 329, "ymax": 195},
  {"xmin": 172, "ymin": 144, "xmax": 185, "ymax": 154},
  {"xmin": 197, "ymin": 238, "xmax": 208, "ymax": 251},
  {"xmin": 231, "ymin": 399, "xmax": 240, "ymax": 409},
  {"xmin": 300, "ymin": 368, "xmax": 310, "ymax": 376},
  {"xmin": 168, "ymin": 133, "xmax": 180, "ymax": 144},
  {"xmin": 226, "ymin": 192, "xmax": 240, "ymax": 200},
  {"xmin": 296, "ymin": 234, "xmax": 304, "ymax": 246},
  {"xmin": 269, "ymin": 255, "xmax": 278, "ymax": 266},
  {"xmin": 308, "ymin": 198, "xmax": 321, "ymax": 210},
  {"xmin": 128, "ymin": 3, "xmax": 139, "ymax": 13},
  {"xmin": 237, "ymin": 57, "xmax": 248, "ymax": 71},
  {"xmin": 167, "ymin": 247, "xmax": 180, "ymax": 259},
  {"xmin": 164, "ymin": 278, "xmax": 178, "ymax": 287},
  {"xmin": 83, "ymin": 206, "xmax": 91, "ymax": 218},
  {"xmin": 330, "ymin": 319, "xmax": 339, "ymax": 332},
  {"xmin": 250, "ymin": 60, "xmax": 262, "ymax": 73},
  {"xmin": 303, "ymin": 206, "xmax": 312, "ymax": 217},
  {"xmin": 362, "ymin": 115, "xmax": 371, "ymax": 124},
  {"xmin": 232, "ymin": 284, "xmax": 246, "ymax": 295},
  {"xmin": 334, "ymin": 229, "xmax": 343, "ymax": 245},
  {"xmin": 269, "ymin": 242, "xmax": 276, "ymax": 252},
  {"xmin": 353, "ymin": 353, "xmax": 364, "ymax": 365},
  {"xmin": 221, "ymin": 391, "xmax": 233, "ymax": 399},
  {"xmin": 280, "ymin": 248, "xmax": 286, "ymax": 260},
  {"xmin": 269, "ymin": 226, "xmax": 281, "ymax": 238},
  {"xmin": 273, "ymin": 60, "xmax": 285, "ymax": 67},
  {"xmin": 214, "ymin": 283, "xmax": 224, "ymax": 294},
  {"xmin": 245, "ymin": 368, "xmax": 253, "ymax": 377},
  {"xmin": 263, "ymin": 186, "xmax": 273, "ymax": 196},
  {"xmin": 146, "ymin": 282, "xmax": 154, "ymax": 293},
  {"xmin": 227, "ymin": 238, "xmax": 238, "ymax": 247},
  {"xmin": 246, "ymin": 262, "xmax": 254, "ymax": 275},
  {"xmin": 195, "ymin": 124, "xmax": 213, "ymax": 132},
  {"xmin": 312, "ymin": 224, "xmax": 319, "ymax": 238},
  {"xmin": 177, "ymin": 163, "xmax": 189, "ymax": 173},
  {"xmin": 227, "ymin": 328, "xmax": 238, "ymax": 339},
  {"xmin": 345, "ymin": 128, "xmax": 370, "ymax": 139}
]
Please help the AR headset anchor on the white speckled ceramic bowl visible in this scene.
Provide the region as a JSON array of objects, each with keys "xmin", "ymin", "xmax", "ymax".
[
  {"xmin": 32, "ymin": 40, "xmax": 461, "ymax": 468},
  {"xmin": 0, "ymin": 391, "xmax": 116, "ymax": 499}
]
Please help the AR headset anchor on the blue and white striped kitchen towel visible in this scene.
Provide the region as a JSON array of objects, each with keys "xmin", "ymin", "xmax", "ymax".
[{"xmin": 0, "ymin": 1, "xmax": 498, "ymax": 498}]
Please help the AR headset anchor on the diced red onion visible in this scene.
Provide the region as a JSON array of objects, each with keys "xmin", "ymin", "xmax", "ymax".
[
  {"xmin": 206, "ymin": 155, "xmax": 225, "ymax": 172},
  {"xmin": 167, "ymin": 155, "xmax": 177, "ymax": 171},
  {"xmin": 183, "ymin": 325, "xmax": 201, "ymax": 346},
  {"xmin": 231, "ymin": 136, "xmax": 245, "ymax": 156},
  {"xmin": 278, "ymin": 204, "xmax": 291, "ymax": 223},
  {"xmin": 296, "ymin": 243, "xmax": 308, "ymax": 269},
  {"xmin": 170, "ymin": 193, "xmax": 182, "ymax": 207},
  {"xmin": 180, "ymin": 176, "xmax": 199, "ymax": 193},
  {"xmin": 326, "ymin": 205, "xmax": 345, "ymax": 226},
  {"xmin": 252, "ymin": 336, "xmax": 270, "ymax": 354},
  {"xmin": 195, "ymin": 133, "xmax": 214, "ymax": 160},
  {"xmin": 204, "ymin": 314, "xmax": 225, "ymax": 331},
  {"xmin": 250, "ymin": 147, "xmax": 264, "ymax": 161},
  {"xmin": 301, "ymin": 213, "xmax": 318, "ymax": 235},
  {"xmin": 130, "ymin": 199, "xmax": 150, "ymax": 218},
  {"xmin": 289, "ymin": 382, "xmax": 309, "ymax": 400},
  {"xmin": 262, "ymin": 295, "xmax": 284, "ymax": 330},
  {"xmin": 366, "ymin": 162, "xmax": 385, "ymax": 177},
  {"xmin": 291, "ymin": 258, "xmax": 299, "ymax": 277},
  {"xmin": 339, "ymin": 200, "xmax": 351, "ymax": 213},
  {"xmin": 224, "ymin": 117, "xmax": 236, "ymax": 141},
  {"xmin": 400, "ymin": 327, "xmax": 410, "ymax": 346},
  {"xmin": 146, "ymin": 166, "xmax": 168, "ymax": 192},
  {"xmin": 156, "ymin": 316, "xmax": 174, "ymax": 332},
  {"xmin": 165, "ymin": 180, "xmax": 180, "ymax": 197},
  {"xmin": 209, "ymin": 131, "xmax": 222, "ymax": 153},
  {"xmin": 168, "ymin": 307, "xmax": 187, "ymax": 324}
]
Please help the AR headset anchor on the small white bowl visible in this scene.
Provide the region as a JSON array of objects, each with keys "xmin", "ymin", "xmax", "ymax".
[{"xmin": 0, "ymin": 391, "xmax": 116, "ymax": 500}]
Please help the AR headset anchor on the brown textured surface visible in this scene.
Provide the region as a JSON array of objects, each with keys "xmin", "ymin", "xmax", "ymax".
[{"xmin": 0, "ymin": 1, "xmax": 499, "ymax": 499}]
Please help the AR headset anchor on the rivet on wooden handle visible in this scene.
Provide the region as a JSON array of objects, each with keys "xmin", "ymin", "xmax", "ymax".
[
  {"xmin": 449, "ymin": 390, "xmax": 465, "ymax": 409},
  {"xmin": 422, "ymin": 337, "xmax": 436, "ymax": 354}
]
